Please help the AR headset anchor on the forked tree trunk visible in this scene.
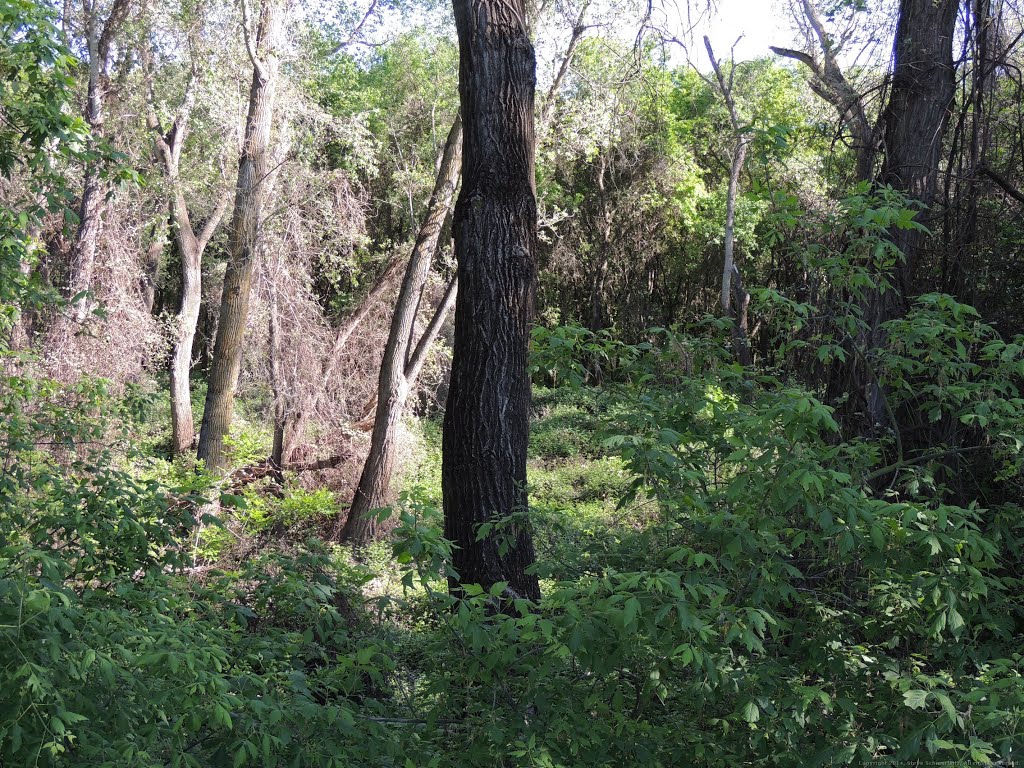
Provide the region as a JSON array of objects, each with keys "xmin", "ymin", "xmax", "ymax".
[
  {"xmin": 145, "ymin": 39, "xmax": 229, "ymax": 456},
  {"xmin": 443, "ymin": 0, "xmax": 541, "ymax": 602},
  {"xmin": 197, "ymin": 0, "xmax": 283, "ymax": 471},
  {"xmin": 341, "ymin": 116, "xmax": 463, "ymax": 544},
  {"xmin": 354, "ymin": 273, "xmax": 459, "ymax": 428},
  {"xmin": 170, "ymin": 191, "xmax": 227, "ymax": 454}
]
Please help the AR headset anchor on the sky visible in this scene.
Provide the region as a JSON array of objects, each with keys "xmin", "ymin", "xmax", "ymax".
[{"xmin": 664, "ymin": 0, "xmax": 794, "ymax": 70}]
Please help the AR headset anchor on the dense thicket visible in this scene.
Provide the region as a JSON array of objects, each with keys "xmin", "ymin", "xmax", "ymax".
[{"xmin": 1, "ymin": 0, "xmax": 1023, "ymax": 764}]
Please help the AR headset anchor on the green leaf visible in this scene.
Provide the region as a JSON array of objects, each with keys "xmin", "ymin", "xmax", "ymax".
[
  {"xmin": 743, "ymin": 701, "xmax": 760, "ymax": 723},
  {"xmin": 903, "ymin": 690, "xmax": 929, "ymax": 710},
  {"xmin": 623, "ymin": 597, "xmax": 640, "ymax": 627}
]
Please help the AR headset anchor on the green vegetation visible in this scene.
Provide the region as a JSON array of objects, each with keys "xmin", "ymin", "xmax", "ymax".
[{"xmin": 2, "ymin": 0, "xmax": 1023, "ymax": 764}]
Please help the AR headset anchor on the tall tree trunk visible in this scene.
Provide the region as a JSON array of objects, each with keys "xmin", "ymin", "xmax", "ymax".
[
  {"xmin": 145, "ymin": 40, "xmax": 229, "ymax": 456},
  {"xmin": 67, "ymin": 0, "xmax": 131, "ymax": 321},
  {"xmin": 341, "ymin": 116, "xmax": 463, "ymax": 544},
  {"xmin": 722, "ymin": 138, "xmax": 752, "ymax": 367},
  {"xmin": 197, "ymin": 0, "xmax": 283, "ymax": 471},
  {"xmin": 443, "ymin": 0, "xmax": 541, "ymax": 602},
  {"xmin": 705, "ymin": 37, "xmax": 753, "ymax": 367},
  {"xmin": 856, "ymin": 0, "xmax": 957, "ymax": 428},
  {"xmin": 69, "ymin": 17, "xmax": 105, "ymax": 320},
  {"xmin": 879, "ymin": 0, "xmax": 958, "ymax": 291}
]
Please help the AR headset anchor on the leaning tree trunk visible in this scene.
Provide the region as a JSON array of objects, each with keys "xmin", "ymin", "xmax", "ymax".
[
  {"xmin": 341, "ymin": 115, "xmax": 463, "ymax": 545},
  {"xmin": 197, "ymin": 0, "xmax": 282, "ymax": 471},
  {"xmin": 442, "ymin": 0, "xmax": 541, "ymax": 602}
]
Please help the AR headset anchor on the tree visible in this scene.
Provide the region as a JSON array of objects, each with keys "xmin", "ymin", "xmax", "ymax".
[
  {"xmin": 771, "ymin": 0, "xmax": 877, "ymax": 182},
  {"xmin": 197, "ymin": 0, "xmax": 284, "ymax": 471},
  {"xmin": 879, "ymin": 0, "xmax": 958, "ymax": 290},
  {"xmin": 703, "ymin": 36, "xmax": 752, "ymax": 367},
  {"xmin": 857, "ymin": 0, "xmax": 958, "ymax": 428},
  {"xmin": 442, "ymin": 0, "xmax": 541, "ymax": 601},
  {"xmin": 66, "ymin": 0, "xmax": 131, "ymax": 320},
  {"xmin": 143, "ymin": 32, "xmax": 230, "ymax": 455},
  {"xmin": 341, "ymin": 115, "xmax": 462, "ymax": 545}
]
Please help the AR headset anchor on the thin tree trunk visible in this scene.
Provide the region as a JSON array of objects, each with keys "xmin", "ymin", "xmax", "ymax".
[
  {"xmin": 268, "ymin": 278, "xmax": 286, "ymax": 474},
  {"xmin": 354, "ymin": 273, "xmax": 459, "ymax": 428},
  {"xmin": 537, "ymin": 0, "xmax": 590, "ymax": 136},
  {"xmin": 771, "ymin": 0, "xmax": 875, "ymax": 182},
  {"xmin": 705, "ymin": 36, "xmax": 753, "ymax": 366},
  {"xmin": 341, "ymin": 116, "xmax": 463, "ymax": 544},
  {"xmin": 197, "ymin": 0, "xmax": 283, "ymax": 471},
  {"xmin": 443, "ymin": 0, "xmax": 541, "ymax": 602},
  {"xmin": 69, "ymin": 17, "xmax": 105, "ymax": 320},
  {"xmin": 68, "ymin": 0, "xmax": 130, "ymax": 321},
  {"xmin": 406, "ymin": 273, "xmax": 458, "ymax": 385}
]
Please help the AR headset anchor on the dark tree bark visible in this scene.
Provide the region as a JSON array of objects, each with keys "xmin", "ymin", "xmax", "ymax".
[
  {"xmin": 879, "ymin": 0, "xmax": 958, "ymax": 290},
  {"xmin": 341, "ymin": 116, "xmax": 463, "ymax": 545},
  {"xmin": 442, "ymin": 0, "xmax": 541, "ymax": 602},
  {"xmin": 852, "ymin": 0, "xmax": 958, "ymax": 428},
  {"xmin": 197, "ymin": 0, "xmax": 282, "ymax": 471}
]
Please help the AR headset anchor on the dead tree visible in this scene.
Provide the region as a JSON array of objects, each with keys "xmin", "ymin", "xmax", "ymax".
[{"xmin": 341, "ymin": 116, "xmax": 463, "ymax": 544}]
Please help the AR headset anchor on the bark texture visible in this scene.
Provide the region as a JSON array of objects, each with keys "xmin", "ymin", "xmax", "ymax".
[
  {"xmin": 197, "ymin": 0, "xmax": 282, "ymax": 470},
  {"xmin": 443, "ymin": 0, "xmax": 540, "ymax": 602},
  {"xmin": 342, "ymin": 116, "xmax": 463, "ymax": 545},
  {"xmin": 879, "ymin": 0, "xmax": 958, "ymax": 289}
]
